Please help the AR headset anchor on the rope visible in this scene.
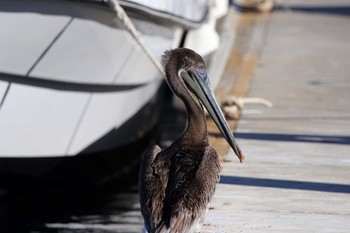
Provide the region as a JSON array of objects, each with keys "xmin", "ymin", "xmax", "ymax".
[{"xmin": 107, "ymin": 0, "xmax": 165, "ymax": 78}]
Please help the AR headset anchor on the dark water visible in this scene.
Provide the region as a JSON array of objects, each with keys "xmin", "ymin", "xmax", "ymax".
[
  {"xmin": 0, "ymin": 92, "xmax": 186, "ymax": 233},
  {"xmin": 0, "ymin": 184, "xmax": 144, "ymax": 233}
]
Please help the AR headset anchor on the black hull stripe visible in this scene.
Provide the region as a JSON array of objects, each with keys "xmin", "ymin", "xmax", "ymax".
[{"xmin": 0, "ymin": 72, "xmax": 158, "ymax": 93}]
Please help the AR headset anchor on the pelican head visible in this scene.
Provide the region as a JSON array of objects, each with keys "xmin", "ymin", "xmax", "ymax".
[{"xmin": 162, "ymin": 48, "xmax": 245, "ymax": 162}]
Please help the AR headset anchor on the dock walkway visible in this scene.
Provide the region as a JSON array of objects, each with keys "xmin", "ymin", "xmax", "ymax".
[{"xmin": 203, "ymin": 1, "xmax": 350, "ymax": 232}]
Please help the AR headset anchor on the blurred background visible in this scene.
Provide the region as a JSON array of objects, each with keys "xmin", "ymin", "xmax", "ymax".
[{"xmin": 0, "ymin": 0, "xmax": 349, "ymax": 232}]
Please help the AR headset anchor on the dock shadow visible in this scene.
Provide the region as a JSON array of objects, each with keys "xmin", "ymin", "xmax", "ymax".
[
  {"xmin": 234, "ymin": 132, "xmax": 350, "ymax": 145},
  {"xmin": 276, "ymin": 5, "xmax": 350, "ymax": 17},
  {"xmin": 220, "ymin": 176, "xmax": 350, "ymax": 194}
]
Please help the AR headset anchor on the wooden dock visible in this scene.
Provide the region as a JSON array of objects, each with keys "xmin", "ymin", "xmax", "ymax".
[{"xmin": 204, "ymin": 2, "xmax": 350, "ymax": 233}]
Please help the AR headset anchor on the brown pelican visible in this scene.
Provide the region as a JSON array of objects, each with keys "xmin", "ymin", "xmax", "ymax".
[{"xmin": 139, "ymin": 48, "xmax": 245, "ymax": 233}]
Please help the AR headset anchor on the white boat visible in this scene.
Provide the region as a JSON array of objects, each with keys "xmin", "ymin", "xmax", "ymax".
[{"xmin": 0, "ymin": 0, "xmax": 229, "ymax": 187}]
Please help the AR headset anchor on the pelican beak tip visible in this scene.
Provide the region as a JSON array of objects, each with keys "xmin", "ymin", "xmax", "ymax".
[{"xmin": 239, "ymin": 154, "xmax": 245, "ymax": 163}]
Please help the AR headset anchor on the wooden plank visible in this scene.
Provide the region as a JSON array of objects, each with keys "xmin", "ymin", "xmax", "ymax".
[
  {"xmin": 208, "ymin": 12, "xmax": 264, "ymax": 162},
  {"xmin": 204, "ymin": 5, "xmax": 350, "ymax": 233}
]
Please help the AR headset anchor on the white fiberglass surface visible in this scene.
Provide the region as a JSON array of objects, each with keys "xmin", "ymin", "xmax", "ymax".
[
  {"xmin": 0, "ymin": 81, "xmax": 9, "ymax": 104},
  {"xmin": 30, "ymin": 18, "xmax": 134, "ymax": 84},
  {"xmin": 0, "ymin": 84, "xmax": 89, "ymax": 157},
  {"xmin": 0, "ymin": 12, "xmax": 70, "ymax": 75},
  {"xmin": 67, "ymin": 80, "xmax": 160, "ymax": 155}
]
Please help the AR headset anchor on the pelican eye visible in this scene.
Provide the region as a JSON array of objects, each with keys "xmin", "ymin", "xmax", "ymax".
[{"xmin": 196, "ymin": 70, "xmax": 208, "ymax": 81}]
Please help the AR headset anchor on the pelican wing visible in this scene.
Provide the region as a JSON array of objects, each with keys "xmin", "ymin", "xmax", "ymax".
[
  {"xmin": 166, "ymin": 147, "xmax": 221, "ymax": 232},
  {"xmin": 139, "ymin": 144, "xmax": 163, "ymax": 232},
  {"xmin": 139, "ymin": 146, "xmax": 220, "ymax": 233}
]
